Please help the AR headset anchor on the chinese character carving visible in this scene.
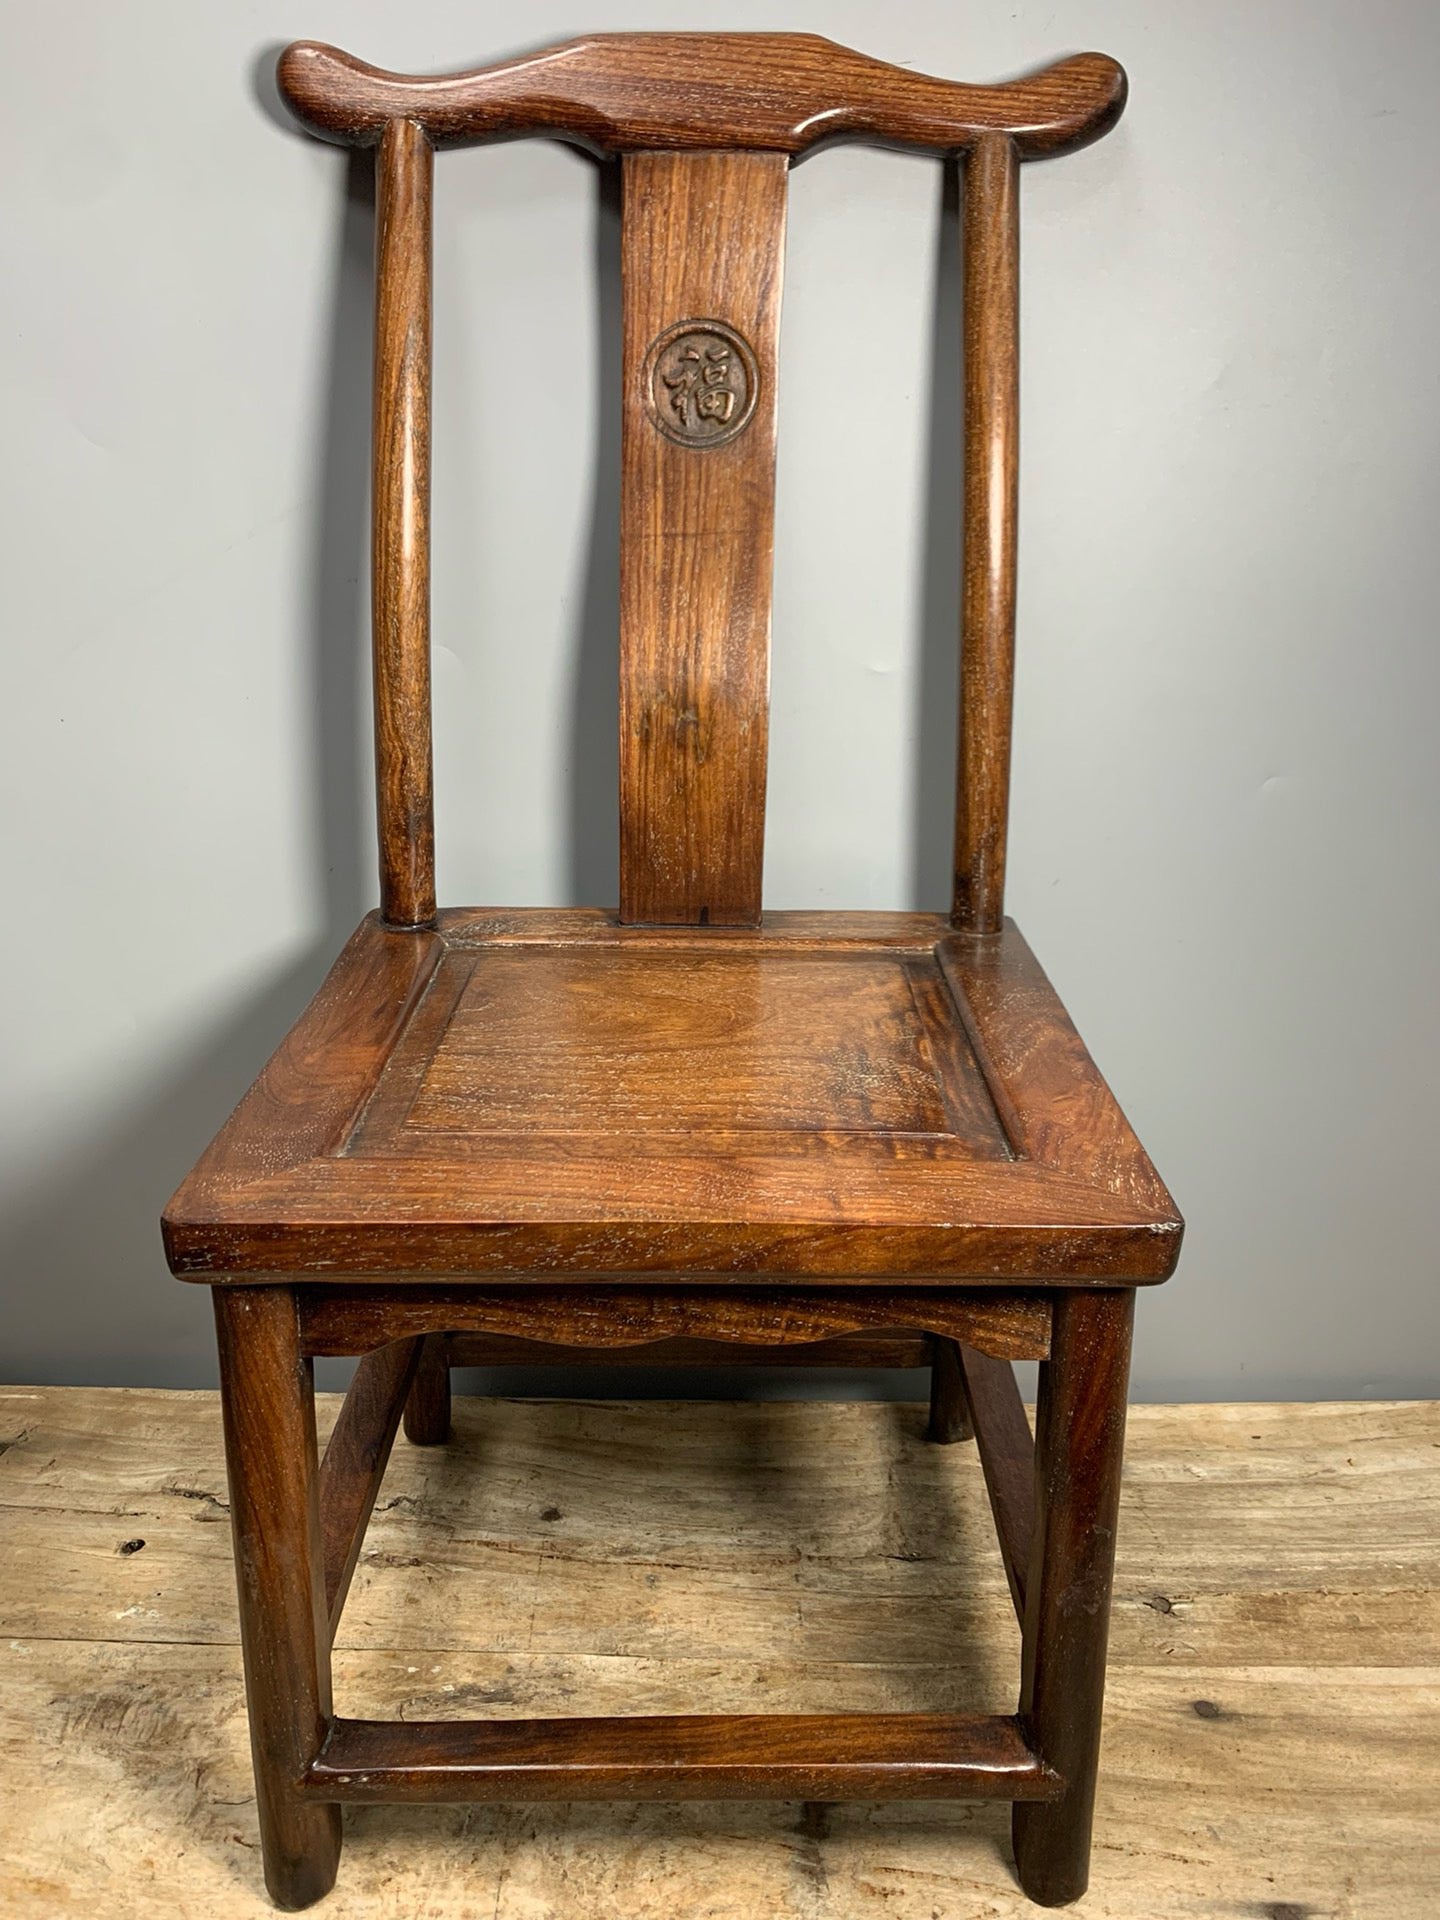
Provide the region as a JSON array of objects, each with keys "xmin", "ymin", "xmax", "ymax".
[{"xmin": 643, "ymin": 320, "xmax": 758, "ymax": 448}]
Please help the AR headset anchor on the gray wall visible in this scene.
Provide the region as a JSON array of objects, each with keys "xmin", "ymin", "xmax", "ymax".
[{"xmin": 3, "ymin": 0, "xmax": 1438, "ymax": 1400}]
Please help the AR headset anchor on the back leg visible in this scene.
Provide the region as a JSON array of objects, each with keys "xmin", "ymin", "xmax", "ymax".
[
  {"xmin": 926, "ymin": 1335, "xmax": 975, "ymax": 1443},
  {"xmin": 403, "ymin": 1331, "xmax": 452, "ymax": 1445}
]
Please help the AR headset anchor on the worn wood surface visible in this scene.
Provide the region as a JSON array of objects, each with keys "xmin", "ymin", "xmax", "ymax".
[
  {"xmin": 303, "ymin": 1710, "xmax": 1054, "ymax": 1805},
  {"xmin": 277, "ymin": 36, "xmax": 1126, "ymax": 159},
  {"xmin": 2, "ymin": 1388, "xmax": 1436, "ymax": 1915},
  {"xmin": 618, "ymin": 149, "xmax": 786, "ymax": 925},
  {"xmin": 163, "ymin": 917, "xmax": 1180, "ymax": 1282}
]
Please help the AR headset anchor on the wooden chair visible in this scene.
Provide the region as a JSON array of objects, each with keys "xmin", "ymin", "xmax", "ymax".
[{"xmin": 163, "ymin": 33, "xmax": 1180, "ymax": 1911}]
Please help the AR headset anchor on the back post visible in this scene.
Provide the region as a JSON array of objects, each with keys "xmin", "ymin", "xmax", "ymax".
[
  {"xmin": 952, "ymin": 134, "xmax": 1019, "ymax": 935},
  {"xmin": 372, "ymin": 117, "xmax": 436, "ymax": 929}
]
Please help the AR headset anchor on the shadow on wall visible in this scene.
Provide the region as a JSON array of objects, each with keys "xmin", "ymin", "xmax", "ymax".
[
  {"xmin": 2, "ymin": 67, "xmax": 965, "ymax": 1392},
  {"xmin": 0, "ymin": 79, "xmax": 379, "ymax": 1387}
]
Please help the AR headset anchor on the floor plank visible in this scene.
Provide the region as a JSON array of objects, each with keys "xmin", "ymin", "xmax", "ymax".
[{"xmin": 1, "ymin": 1387, "xmax": 1437, "ymax": 1915}]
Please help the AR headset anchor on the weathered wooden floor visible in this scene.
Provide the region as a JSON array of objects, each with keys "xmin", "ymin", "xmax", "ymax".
[{"xmin": 1, "ymin": 1387, "xmax": 1436, "ymax": 1917}]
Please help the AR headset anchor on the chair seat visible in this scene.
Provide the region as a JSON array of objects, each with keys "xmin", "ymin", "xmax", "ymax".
[{"xmin": 163, "ymin": 909, "xmax": 1180, "ymax": 1284}]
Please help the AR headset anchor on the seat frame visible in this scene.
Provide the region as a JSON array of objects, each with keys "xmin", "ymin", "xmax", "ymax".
[{"xmin": 165, "ymin": 33, "xmax": 1179, "ymax": 1912}]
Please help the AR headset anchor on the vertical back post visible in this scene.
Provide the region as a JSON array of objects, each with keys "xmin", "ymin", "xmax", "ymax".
[
  {"xmin": 952, "ymin": 134, "xmax": 1020, "ymax": 934},
  {"xmin": 372, "ymin": 117, "xmax": 436, "ymax": 928}
]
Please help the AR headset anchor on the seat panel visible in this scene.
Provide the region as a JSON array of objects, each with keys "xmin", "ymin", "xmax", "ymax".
[
  {"xmin": 162, "ymin": 910, "xmax": 1182, "ymax": 1282},
  {"xmin": 349, "ymin": 948, "xmax": 1010, "ymax": 1148}
]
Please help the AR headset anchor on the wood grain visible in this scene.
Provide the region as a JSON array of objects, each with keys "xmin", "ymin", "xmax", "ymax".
[
  {"xmin": 959, "ymin": 1344, "xmax": 1036, "ymax": 1623},
  {"xmin": 301, "ymin": 1720, "xmax": 1052, "ymax": 1804},
  {"xmin": 164, "ymin": 917, "xmax": 1180, "ymax": 1285},
  {"xmin": 1013, "ymin": 1288, "xmax": 1134, "ymax": 1904},
  {"xmin": 437, "ymin": 908, "xmax": 955, "ymax": 948},
  {"xmin": 372, "ymin": 117, "xmax": 436, "ymax": 929},
  {"xmin": 356, "ymin": 949, "xmax": 1003, "ymax": 1144},
  {"xmin": 296, "ymin": 1285, "xmax": 1053, "ymax": 1363},
  {"xmin": 4, "ymin": 1390, "xmax": 1438, "ymax": 1918},
  {"xmin": 317, "ymin": 1337, "xmax": 424, "ymax": 1634},
  {"xmin": 952, "ymin": 136, "xmax": 1020, "ymax": 934},
  {"xmin": 175, "ymin": 35, "xmax": 1164, "ymax": 1907},
  {"xmin": 442, "ymin": 1331, "xmax": 933, "ymax": 1368},
  {"xmin": 619, "ymin": 150, "xmax": 786, "ymax": 926},
  {"xmin": 277, "ymin": 36, "xmax": 1127, "ymax": 160},
  {"xmin": 212, "ymin": 1291, "xmax": 340, "ymax": 1908},
  {"xmin": 304, "ymin": 1711, "xmax": 1054, "ymax": 1803},
  {"xmin": 937, "ymin": 925, "xmax": 1180, "ymax": 1215}
]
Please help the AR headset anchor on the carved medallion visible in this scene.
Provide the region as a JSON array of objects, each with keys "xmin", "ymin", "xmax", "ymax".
[{"xmin": 642, "ymin": 319, "xmax": 759, "ymax": 449}]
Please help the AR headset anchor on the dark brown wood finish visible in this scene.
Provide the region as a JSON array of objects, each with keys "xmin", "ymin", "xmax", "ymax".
[
  {"xmin": 302, "ymin": 1712, "xmax": 1058, "ymax": 1803},
  {"xmin": 403, "ymin": 1331, "xmax": 452, "ymax": 1444},
  {"xmin": 442, "ymin": 1330, "xmax": 933, "ymax": 1369},
  {"xmin": 163, "ymin": 920, "xmax": 1180, "ymax": 1283},
  {"xmin": 317, "ymin": 1336, "xmax": 424, "ymax": 1632},
  {"xmin": 213, "ymin": 1289, "xmax": 340, "ymax": 1910},
  {"xmin": 170, "ymin": 33, "xmax": 1171, "ymax": 1911},
  {"xmin": 295, "ymin": 1284, "xmax": 1053, "ymax": 1362},
  {"xmin": 372, "ymin": 116, "xmax": 436, "ymax": 928},
  {"xmin": 960, "ymin": 1343, "xmax": 1038, "ymax": 1623},
  {"xmin": 1013, "ymin": 1289, "xmax": 1134, "ymax": 1905},
  {"xmin": 619, "ymin": 149, "xmax": 786, "ymax": 924},
  {"xmin": 277, "ymin": 37, "xmax": 1126, "ymax": 159},
  {"xmin": 926, "ymin": 1334, "xmax": 975, "ymax": 1443},
  {"xmin": 953, "ymin": 135, "xmax": 1020, "ymax": 933}
]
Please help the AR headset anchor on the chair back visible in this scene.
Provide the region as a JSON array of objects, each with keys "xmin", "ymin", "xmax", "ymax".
[{"xmin": 278, "ymin": 33, "xmax": 1127, "ymax": 929}]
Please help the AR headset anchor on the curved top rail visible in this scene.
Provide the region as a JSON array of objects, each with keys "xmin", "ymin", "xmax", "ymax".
[{"xmin": 276, "ymin": 34, "xmax": 1126, "ymax": 160}]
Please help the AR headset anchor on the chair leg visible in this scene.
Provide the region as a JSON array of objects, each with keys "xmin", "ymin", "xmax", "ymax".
[
  {"xmin": 925, "ymin": 1335, "xmax": 975, "ymax": 1442},
  {"xmin": 214, "ymin": 1286, "xmax": 342, "ymax": 1910},
  {"xmin": 1011, "ymin": 1289, "xmax": 1134, "ymax": 1908},
  {"xmin": 403, "ymin": 1331, "xmax": 452, "ymax": 1445}
]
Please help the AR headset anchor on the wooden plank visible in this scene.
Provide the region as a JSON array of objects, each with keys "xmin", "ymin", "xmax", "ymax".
[
  {"xmin": 5, "ymin": 1388, "xmax": 1440, "ymax": 1915},
  {"xmin": 7, "ymin": 1393, "xmax": 1435, "ymax": 1670},
  {"xmin": 619, "ymin": 149, "xmax": 787, "ymax": 926},
  {"xmin": 318, "ymin": 1337, "xmax": 426, "ymax": 1632},
  {"xmin": 959, "ymin": 1344, "xmax": 1036, "ymax": 1623},
  {"xmin": 301, "ymin": 1711, "xmax": 1054, "ymax": 1803},
  {"xmin": 8, "ymin": 1636, "xmax": 1435, "ymax": 1918}
]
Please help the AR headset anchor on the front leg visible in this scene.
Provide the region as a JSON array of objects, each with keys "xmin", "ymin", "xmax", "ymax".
[
  {"xmin": 214, "ymin": 1286, "xmax": 342, "ymax": 1909},
  {"xmin": 1012, "ymin": 1288, "xmax": 1134, "ymax": 1906}
]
